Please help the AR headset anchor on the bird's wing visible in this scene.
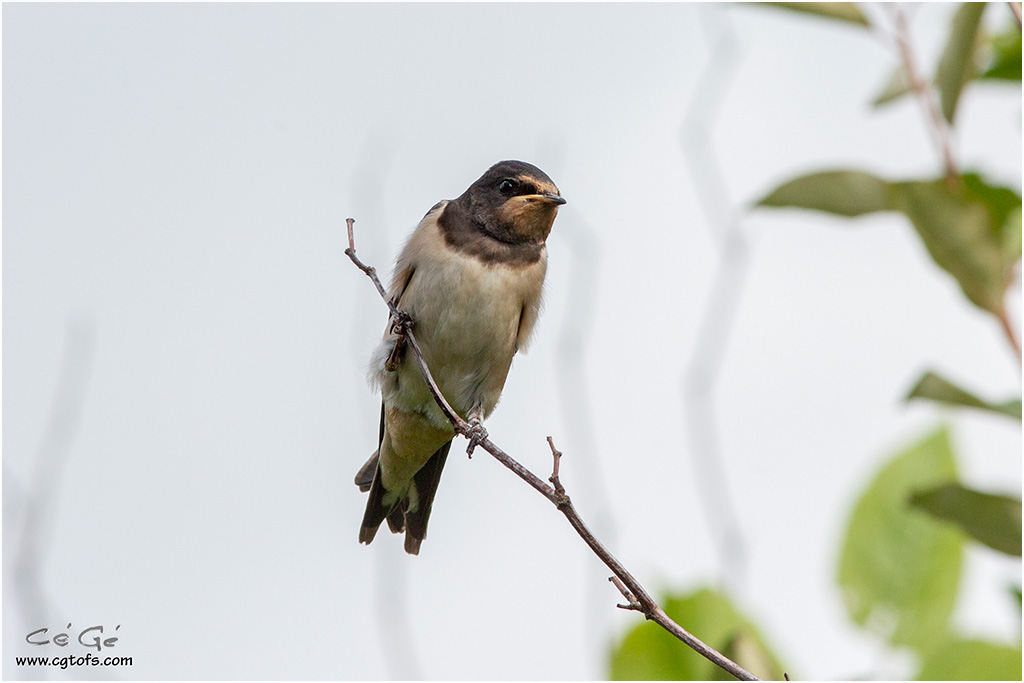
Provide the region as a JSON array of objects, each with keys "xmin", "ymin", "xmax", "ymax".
[
  {"xmin": 387, "ymin": 200, "xmax": 449, "ymax": 310},
  {"xmin": 354, "ymin": 403, "xmax": 386, "ymax": 493},
  {"xmin": 514, "ymin": 249, "xmax": 548, "ymax": 353}
]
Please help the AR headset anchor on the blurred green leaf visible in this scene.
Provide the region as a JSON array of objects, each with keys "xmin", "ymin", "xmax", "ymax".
[
  {"xmin": 892, "ymin": 177, "xmax": 1015, "ymax": 314},
  {"xmin": 1002, "ymin": 206, "xmax": 1022, "ymax": 265},
  {"xmin": 961, "ymin": 173, "xmax": 1023, "ymax": 247},
  {"xmin": 917, "ymin": 638, "xmax": 1023, "ymax": 680},
  {"xmin": 935, "ymin": 2, "xmax": 987, "ymax": 123},
  {"xmin": 837, "ymin": 428, "xmax": 962, "ymax": 649},
  {"xmin": 712, "ymin": 631, "xmax": 786, "ymax": 682},
  {"xmin": 872, "ymin": 17, "xmax": 1019, "ymax": 109},
  {"xmin": 980, "ymin": 25, "xmax": 1023, "ymax": 81},
  {"xmin": 756, "ymin": 170, "xmax": 894, "ymax": 217},
  {"xmin": 608, "ymin": 588, "xmax": 785, "ymax": 681},
  {"xmin": 910, "ymin": 483, "xmax": 1022, "ymax": 556},
  {"xmin": 760, "ymin": 2, "xmax": 869, "ymax": 26},
  {"xmin": 872, "ymin": 67, "xmax": 912, "ymax": 107},
  {"xmin": 907, "ymin": 371, "xmax": 1022, "ymax": 420},
  {"xmin": 756, "ymin": 169, "xmax": 1020, "ymax": 314},
  {"xmin": 1011, "ymin": 584, "xmax": 1022, "ymax": 609}
]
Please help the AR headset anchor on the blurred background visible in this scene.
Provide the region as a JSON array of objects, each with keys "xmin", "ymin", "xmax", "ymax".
[{"xmin": 3, "ymin": 2, "xmax": 1020, "ymax": 680}]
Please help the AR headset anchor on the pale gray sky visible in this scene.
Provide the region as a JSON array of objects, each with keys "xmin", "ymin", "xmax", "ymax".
[{"xmin": 4, "ymin": 2, "xmax": 1021, "ymax": 680}]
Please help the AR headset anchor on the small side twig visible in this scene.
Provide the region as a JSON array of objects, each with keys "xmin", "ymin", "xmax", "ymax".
[
  {"xmin": 345, "ymin": 218, "xmax": 391, "ymax": 306},
  {"xmin": 547, "ymin": 436, "xmax": 566, "ymax": 498},
  {"xmin": 1010, "ymin": 2, "xmax": 1022, "ymax": 29},
  {"xmin": 609, "ymin": 575, "xmax": 643, "ymax": 612},
  {"xmin": 345, "ymin": 219, "xmax": 761, "ymax": 682}
]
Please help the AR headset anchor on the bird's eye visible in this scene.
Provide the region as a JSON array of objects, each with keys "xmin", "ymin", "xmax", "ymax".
[{"xmin": 498, "ymin": 179, "xmax": 516, "ymax": 194}]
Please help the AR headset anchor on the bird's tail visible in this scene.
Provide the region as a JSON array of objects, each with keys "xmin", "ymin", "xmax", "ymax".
[{"xmin": 356, "ymin": 439, "xmax": 452, "ymax": 555}]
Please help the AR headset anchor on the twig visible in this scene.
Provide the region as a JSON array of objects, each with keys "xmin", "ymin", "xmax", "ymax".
[
  {"xmin": 549, "ymin": 207, "xmax": 619, "ymax": 658},
  {"xmin": 886, "ymin": 5, "xmax": 961, "ymax": 189},
  {"xmin": 997, "ymin": 305, "xmax": 1022, "ymax": 363},
  {"xmin": 547, "ymin": 436, "xmax": 566, "ymax": 497},
  {"xmin": 345, "ymin": 219, "xmax": 761, "ymax": 682},
  {"xmin": 609, "ymin": 575, "xmax": 644, "ymax": 612},
  {"xmin": 347, "ymin": 145, "xmax": 425, "ymax": 680},
  {"xmin": 885, "ymin": 8, "xmax": 1021, "ymax": 363},
  {"xmin": 345, "ymin": 218, "xmax": 391, "ymax": 305}
]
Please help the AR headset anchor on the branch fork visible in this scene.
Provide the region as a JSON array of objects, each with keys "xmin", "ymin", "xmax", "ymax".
[
  {"xmin": 546, "ymin": 436, "xmax": 570, "ymax": 510},
  {"xmin": 609, "ymin": 575, "xmax": 644, "ymax": 612}
]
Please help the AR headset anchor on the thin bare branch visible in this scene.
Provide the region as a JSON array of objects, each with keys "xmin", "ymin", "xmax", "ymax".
[
  {"xmin": 345, "ymin": 218, "xmax": 391, "ymax": 305},
  {"xmin": 882, "ymin": 9, "xmax": 1022, "ymax": 362},
  {"xmin": 345, "ymin": 219, "xmax": 761, "ymax": 682},
  {"xmin": 347, "ymin": 145, "xmax": 425, "ymax": 680},
  {"xmin": 997, "ymin": 305, "xmax": 1022, "ymax": 363},
  {"xmin": 885, "ymin": 5, "xmax": 961, "ymax": 189}
]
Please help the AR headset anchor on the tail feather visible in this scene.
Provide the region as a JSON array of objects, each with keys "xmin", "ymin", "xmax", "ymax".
[
  {"xmin": 403, "ymin": 440, "xmax": 452, "ymax": 553},
  {"xmin": 357, "ymin": 402, "xmax": 390, "ymax": 535},
  {"xmin": 356, "ymin": 402, "xmax": 453, "ymax": 555},
  {"xmin": 358, "ymin": 469, "xmax": 393, "ymax": 544},
  {"xmin": 354, "ymin": 451, "xmax": 378, "ymax": 493},
  {"xmin": 386, "ymin": 500, "xmax": 406, "ymax": 533},
  {"xmin": 356, "ymin": 440, "xmax": 453, "ymax": 555},
  {"xmin": 404, "ymin": 533, "xmax": 423, "ymax": 555}
]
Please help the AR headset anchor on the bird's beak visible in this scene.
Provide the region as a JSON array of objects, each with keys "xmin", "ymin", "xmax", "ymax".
[{"xmin": 529, "ymin": 193, "xmax": 566, "ymax": 205}]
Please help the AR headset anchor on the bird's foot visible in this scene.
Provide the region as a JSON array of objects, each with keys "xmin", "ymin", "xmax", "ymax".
[
  {"xmin": 389, "ymin": 309, "xmax": 414, "ymax": 336},
  {"xmin": 465, "ymin": 420, "xmax": 488, "ymax": 458},
  {"xmin": 385, "ymin": 310, "xmax": 415, "ymax": 371}
]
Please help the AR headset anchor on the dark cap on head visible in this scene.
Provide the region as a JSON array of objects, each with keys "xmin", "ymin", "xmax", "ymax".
[
  {"xmin": 470, "ymin": 160, "xmax": 559, "ymax": 192},
  {"xmin": 462, "ymin": 160, "xmax": 564, "ymax": 205}
]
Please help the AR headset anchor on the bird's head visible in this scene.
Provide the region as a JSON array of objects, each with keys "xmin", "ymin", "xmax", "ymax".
[{"xmin": 460, "ymin": 160, "xmax": 565, "ymax": 244}]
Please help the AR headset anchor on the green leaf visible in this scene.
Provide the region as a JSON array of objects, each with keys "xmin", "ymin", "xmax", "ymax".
[
  {"xmin": 837, "ymin": 428, "xmax": 962, "ymax": 649},
  {"xmin": 891, "ymin": 177, "xmax": 1016, "ymax": 314},
  {"xmin": 961, "ymin": 173, "xmax": 1023, "ymax": 248},
  {"xmin": 1000, "ymin": 205, "xmax": 1022, "ymax": 267},
  {"xmin": 712, "ymin": 631, "xmax": 787, "ymax": 682},
  {"xmin": 873, "ymin": 19, "xmax": 1018, "ymax": 110},
  {"xmin": 934, "ymin": 2, "xmax": 987, "ymax": 124},
  {"xmin": 756, "ymin": 170, "xmax": 895, "ymax": 217},
  {"xmin": 907, "ymin": 371, "xmax": 1022, "ymax": 420},
  {"xmin": 756, "ymin": 170, "xmax": 1020, "ymax": 314},
  {"xmin": 872, "ymin": 67, "xmax": 912, "ymax": 107},
  {"xmin": 910, "ymin": 483, "xmax": 1022, "ymax": 556},
  {"xmin": 608, "ymin": 588, "xmax": 785, "ymax": 681},
  {"xmin": 979, "ymin": 25, "xmax": 1023, "ymax": 81},
  {"xmin": 917, "ymin": 638, "xmax": 1023, "ymax": 680},
  {"xmin": 759, "ymin": 2, "xmax": 869, "ymax": 26}
]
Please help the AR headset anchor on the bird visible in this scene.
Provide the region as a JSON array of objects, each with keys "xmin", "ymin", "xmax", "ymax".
[{"xmin": 355, "ymin": 160, "xmax": 565, "ymax": 555}]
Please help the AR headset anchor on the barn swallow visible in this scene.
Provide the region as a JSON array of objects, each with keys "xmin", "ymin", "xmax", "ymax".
[{"xmin": 355, "ymin": 160, "xmax": 565, "ymax": 554}]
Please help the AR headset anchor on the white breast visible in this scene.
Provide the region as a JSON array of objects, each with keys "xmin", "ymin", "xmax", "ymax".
[{"xmin": 373, "ymin": 210, "xmax": 546, "ymax": 425}]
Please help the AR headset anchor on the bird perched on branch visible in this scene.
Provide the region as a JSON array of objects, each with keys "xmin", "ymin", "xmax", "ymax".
[{"xmin": 355, "ymin": 160, "xmax": 565, "ymax": 554}]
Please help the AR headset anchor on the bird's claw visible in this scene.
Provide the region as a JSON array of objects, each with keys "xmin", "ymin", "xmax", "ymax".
[
  {"xmin": 390, "ymin": 309, "xmax": 414, "ymax": 336},
  {"xmin": 465, "ymin": 421, "xmax": 488, "ymax": 458}
]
